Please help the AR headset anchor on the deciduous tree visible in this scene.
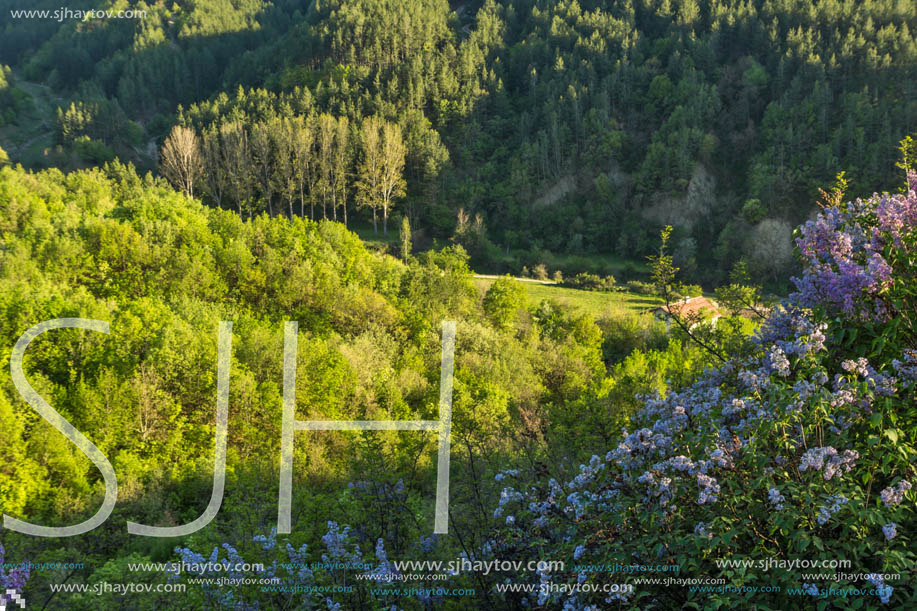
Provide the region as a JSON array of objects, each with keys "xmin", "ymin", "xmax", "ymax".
[{"xmin": 159, "ymin": 125, "xmax": 202, "ymax": 198}]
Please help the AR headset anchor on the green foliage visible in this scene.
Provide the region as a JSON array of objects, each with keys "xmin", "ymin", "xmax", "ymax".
[
  {"xmin": 3, "ymin": 0, "xmax": 913, "ymax": 285},
  {"xmin": 0, "ymin": 64, "xmax": 34, "ymax": 126},
  {"xmin": 482, "ymin": 276, "xmax": 526, "ymax": 330},
  {"xmin": 399, "ymin": 215, "xmax": 412, "ymax": 260},
  {"xmin": 741, "ymin": 198, "xmax": 766, "ymax": 224},
  {"xmin": 563, "ymin": 272, "xmax": 616, "ymax": 292},
  {"xmin": 72, "ymin": 136, "xmax": 114, "ymax": 164},
  {"xmin": 625, "ymin": 279, "xmax": 656, "ymax": 295}
]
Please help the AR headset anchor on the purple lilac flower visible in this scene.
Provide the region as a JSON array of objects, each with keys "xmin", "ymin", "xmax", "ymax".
[
  {"xmin": 499, "ymin": 487, "xmax": 524, "ymax": 506},
  {"xmin": 892, "ymin": 350, "xmax": 917, "ymax": 381},
  {"xmin": 694, "ymin": 521, "xmax": 713, "ymax": 540},
  {"xmin": 791, "ymin": 183, "xmax": 917, "ymax": 321},
  {"xmin": 768, "ymin": 346, "xmax": 791, "ymax": 377},
  {"xmin": 494, "ymin": 469, "xmax": 519, "ymax": 482},
  {"xmin": 566, "ymin": 492, "xmax": 586, "ymax": 518},
  {"xmin": 882, "ymin": 523, "xmax": 897, "ymax": 541},
  {"xmin": 321, "ymin": 521, "xmax": 361, "ymax": 564},
  {"xmin": 696, "ymin": 474, "xmax": 720, "ymax": 505},
  {"xmin": 253, "ymin": 527, "xmax": 277, "ymax": 550},
  {"xmin": 816, "ymin": 495, "xmax": 848, "ymax": 525},
  {"xmin": 866, "ymin": 573, "xmax": 893, "ymax": 604},
  {"xmin": 879, "ymin": 480, "xmax": 912, "ymax": 507},
  {"xmin": 768, "ymin": 488, "xmax": 786, "ymax": 510},
  {"xmin": 799, "ymin": 447, "xmax": 858, "ymax": 480},
  {"xmin": 0, "ymin": 544, "xmax": 30, "ymax": 594},
  {"xmin": 606, "ymin": 588, "xmax": 632, "ymax": 603},
  {"xmin": 841, "ymin": 358, "xmax": 870, "ymax": 377}
]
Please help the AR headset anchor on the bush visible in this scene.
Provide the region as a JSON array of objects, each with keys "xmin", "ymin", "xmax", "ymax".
[
  {"xmin": 625, "ymin": 279, "xmax": 655, "ymax": 294},
  {"xmin": 564, "ymin": 272, "xmax": 616, "ymax": 291},
  {"xmin": 741, "ymin": 198, "xmax": 767, "ymax": 223},
  {"xmin": 671, "ymin": 283, "xmax": 704, "ymax": 299},
  {"xmin": 597, "ymin": 309, "xmax": 668, "ymax": 362},
  {"xmin": 483, "ymin": 275, "xmax": 527, "ymax": 330},
  {"xmin": 73, "ymin": 136, "xmax": 115, "ymax": 164}
]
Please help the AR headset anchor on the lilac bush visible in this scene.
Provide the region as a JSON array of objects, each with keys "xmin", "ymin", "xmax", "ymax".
[
  {"xmin": 791, "ymin": 172, "xmax": 917, "ymax": 321},
  {"xmin": 171, "ymin": 519, "xmax": 442, "ymax": 609},
  {"xmin": 0, "ymin": 544, "xmax": 30, "ymax": 595},
  {"xmin": 476, "ymin": 174, "xmax": 917, "ymax": 608}
]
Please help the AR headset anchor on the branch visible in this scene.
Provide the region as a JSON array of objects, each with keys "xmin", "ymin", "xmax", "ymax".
[{"xmin": 661, "ymin": 286, "xmax": 728, "ymax": 364}]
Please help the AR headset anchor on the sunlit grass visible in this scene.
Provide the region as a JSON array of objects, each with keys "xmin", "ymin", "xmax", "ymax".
[{"xmin": 473, "ymin": 277, "xmax": 662, "ymax": 319}]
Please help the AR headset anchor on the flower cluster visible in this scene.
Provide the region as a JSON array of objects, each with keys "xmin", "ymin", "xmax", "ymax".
[
  {"xmin": 321, "ymin": 521, "xmax": 362, "ymax": 565},
  {"xmin": 792, "ymin": 173, "xmax": 917, "ymax": 322},
  {"xmin": 879, "ymin": 480, "xmax": 912, "ymax": 507},
  {"xmin": 0, "ymin": 544, "xmax": 29, "ymax": 595},
  {"xmin": 815, "ymin": 495, "xmax": 849, "ymax": 525},
  {"xmin": 892, "ymin": 350, "xmax": 917, "ymax": 381},
  {"xmin": 792, "ymin": 212, "xmax": 888, "ymax": 320},
  {"xmin": 696, "ymin": 473, "xmax": 720, "ymax": 505},
  {"xmin": 173, "ymin": 543, "xmax": 267, "ymax": 609},
  {"xmin": 866, "ymin": 573, "xmax": 894, "ymax": 604},
  {"xmin": 694, "ymin": 521, "xmax": 713, "ymax": 540},
  {"xmin": 881, "ymin": 523, "xmax": 898, "ymax": 541},
  {"xmin": 798, "ymin": 447, "xmax": 859, "ymax": 481},
  {"xmin": 767, "ymin": 488, "xmax": 786, "ymax": 510}
]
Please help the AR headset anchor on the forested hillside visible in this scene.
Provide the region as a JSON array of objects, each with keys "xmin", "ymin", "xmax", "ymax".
[{"xmin": 2, "ymin": 0, "xmax": 916, "ymax": 285}]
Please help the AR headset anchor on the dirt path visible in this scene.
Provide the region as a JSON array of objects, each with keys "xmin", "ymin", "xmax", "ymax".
[{"xmin": 473, "ymin": 274, "xmax": 558, "ymax": 285}]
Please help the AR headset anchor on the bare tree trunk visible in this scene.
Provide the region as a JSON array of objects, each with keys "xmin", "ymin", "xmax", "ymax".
[
  {"xmin": 343, "ymin": 202, "xmax": 347, "ymax": 227},
  {"xmin": 373, "ymin": 207, "xmax": 378, "ymax": 234},
  {"xmin": 383, "ymin": 203, "xmax": 388, "ymax": 235}
]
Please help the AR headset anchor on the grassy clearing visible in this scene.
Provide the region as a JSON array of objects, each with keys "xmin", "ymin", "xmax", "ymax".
[
  {"xmin": 349, "ymin": 221, "xmax": 401, "ymax": 253},
  {"xmin": 473, "ymin": 277, "xmax": 662, "ymax": 319}
]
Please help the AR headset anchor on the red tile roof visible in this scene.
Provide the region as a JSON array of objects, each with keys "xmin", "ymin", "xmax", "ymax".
[{"xmin": 653, "ymin": 296, "xmax": 721, "ymax": 319}]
